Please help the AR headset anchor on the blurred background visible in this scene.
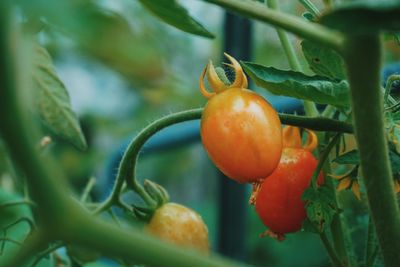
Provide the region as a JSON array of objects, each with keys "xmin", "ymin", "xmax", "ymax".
[{"xmin": 2, "ymin": 0, "xmax": 399, "ymax": 266}]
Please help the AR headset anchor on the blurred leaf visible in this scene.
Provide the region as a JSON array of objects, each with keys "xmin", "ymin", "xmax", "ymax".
[
  {"xmin": 301, "ymin": 41, "xmax": 346, "ymax": 80},
  {"xmin": 302, "ymin": 186, "xmax": 337, "ymax": 233},
  {"xmin": 319, "ymin": 0, "xmax": 400, "ymax": 34},
  {"xmin": 138, "ymin": 0, "xmax": 214, "ymax": 38},
  {"xmin": 241, "ymin": 62, "xmax": 350, "ymax": 107},
  {"xmin": 32, "ymin": 44, "xmax": 87, "ymax": 150},
  {"xmin": 70, "ymin": 7, "xmax": 165, "ymax": 87},
  {"xmin": 333, "ymin": 149, "xmax": 359, "ymax": 165}
]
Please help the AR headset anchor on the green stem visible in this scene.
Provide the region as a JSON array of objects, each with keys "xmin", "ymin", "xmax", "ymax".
[
  {"xmin": 266, "ymin": 0, "xmax": 319, "ymax": 117},
  {"xmin": 202, "ymin": 0, "xmax": 345, "ymax": 52},
  {"xmin": 73, "ymin": 217, "xmax": 250, "ymax": 267},
  {"xmin": 311, "ymin": 133, "xmax": 341, "ymax": 188},
  {"xmin": 383, "ymin": 75, "xmax": 400, "ymax": 106},
  {"xmin": 0, "ymin": 200, "xmax": 36, "ymax": 209},
  {"xmin": 320, "ymin": 233, "xmax": 345, "ymax": 267},
  {"xmin": 323, "ymin": 161, "xmax": 352, "ymax": 266},
  {"xmin": 30, "ymin": 242, "xmax": 64, "ymax": 267},
  {"xmin": 284, "ymin": 112, "xmax": 346, "ymax": 129},
  {"xmin": 0, "ymin": 4, "xmax": 76, "ymax": 225},
  {"xmin": 344, "ymin": 35, "xmax": 400, "ymax": 267},
  {"xmin": 80, "ymin": 177, "xmax": 96, "ymax": 203},
  {"xmin": 94, "ymin": 108, "xmax": 353, "ymax": 215},
  {"xmin": 299, "ymin": 0, "xmax": 321, "ymax": 17},
  {"xmin": 1, "ymin": 231, "xmax": 48, "ymax": 267}
]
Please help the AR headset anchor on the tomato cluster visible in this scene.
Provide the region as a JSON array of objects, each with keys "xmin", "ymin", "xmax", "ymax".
[{"xmin": 199, "ymin": 55, "xmax": 323, "ymax": 240}]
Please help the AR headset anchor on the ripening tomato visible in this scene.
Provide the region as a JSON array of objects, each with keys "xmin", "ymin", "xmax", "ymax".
[
  {"xmin": 200, "ymin": 53, "xmax": 282, "ymax": 183},
  {"xmin": 255, "ymin": 148, "xmax": 324, "ymax": 236},
  {"xmin": 145, "ymin": 203, "xmax": 209, "ymax": 253}
]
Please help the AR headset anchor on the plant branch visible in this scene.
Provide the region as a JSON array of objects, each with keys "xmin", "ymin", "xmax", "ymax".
[
  {"xmin": 0, "ymin": 200, "xmax": 36, "ymax": 209},
  {"xmin": 74, "ymin": 217, "xmax": 251, "ymax": 267},
  {"xmin": 322, "ymin": 156, "xmax": 352, "ymax": 266},
  {"xmin": 344, "ymin": 35, "xmax": 400, "ymax": 267},
  {"xmin": 201, "ymin": 0, "xmax": 345, "ymax": 52},
  {"xmin": 94, "ymin": 108, "xmax": 353, "ymax": 215},
  {"xmin": 266, "ymin": 0, "xmax": 319, "ymax": 117},
  {"xmin": 311, "ymin": 133, "xmax": 341, "ymax": 188},
  {"xmin": 299, "ymin": 0, "xmax": 321, "ymax": 17}
]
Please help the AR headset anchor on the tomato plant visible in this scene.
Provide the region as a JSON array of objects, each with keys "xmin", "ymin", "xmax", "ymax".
[
  {"xmin": 200, "ymin": 54, "xmax": 282, "ymax": 183},
  {"xmin": 0, "ymin": 0, "xmax": 400, "ymax": 267}
]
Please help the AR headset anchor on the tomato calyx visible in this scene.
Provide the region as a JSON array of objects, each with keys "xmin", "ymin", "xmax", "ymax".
[
  {"xmin": 199, "ymin": 52, "xmax": 248, "ymax": 99},
  {"xmin": 132, "ymin": 179, "xmax": 170, "ymax": 221},
  {"xmin": 282, "ymin": 125, "xmax": 318, "ymax": 152}
]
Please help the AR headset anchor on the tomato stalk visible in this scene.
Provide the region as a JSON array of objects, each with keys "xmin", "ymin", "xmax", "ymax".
[
  {"xmin": 93, "ymin": 109, "xmax": 204, "ymax": 214},
  {"xmin": 344, "ymin": 34, "xmax": 400, "ymax": 267},
  {"xmin": 299, "ymin": 0, "xmax": 321, "ymax": 17},
  {"xmin": 320, "ymin": 233, "xmax": 345, "ymax": 267},
  {"xmin": 201, "ymin": 0, "xmax": 345, "ymax": 52},
  {"xmin": 266, "ymin": 0, "xmax": 319, "ymax": 117},
  {"xmin": 94, "ymin": 108, "xmax": 354, "ymax": 215}
]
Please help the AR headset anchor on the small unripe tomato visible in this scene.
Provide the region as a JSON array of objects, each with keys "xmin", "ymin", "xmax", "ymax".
[
  {"xmin": 145, "ymin": 203, "xmax": 209, "ymax": 253},
  {"xmin": 200, "ymin": 53, "xmax": 282, "ymax": 183},
  {"xmin": 255, "ymin": 148, "xmax": 324, "ymax": 237}
]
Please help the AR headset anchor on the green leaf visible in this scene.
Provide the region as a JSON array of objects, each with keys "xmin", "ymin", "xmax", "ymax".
[
  {"xmin": 302, "ymin": 186, "xmax": 337, "ymax": 233},
  {"xmin": 138, "ymin": 0, "xmax": 214, "ymax": 38},
  {"xmin": 319, "ymin": 0, "xmax": 400, "ymax": 34},
  {"xmin": 32, "ymin": 45, "xmax": 87, "ymax": 150},
  {"xmin": 241, "ymin": 62, "xmax": 350, "ymax": 107},
  {"xmin": 301, "ymin": 41, "xmax": 346, "ymax": 80},
  {"xmin": 333, "ymin": 149, "xmax": 360, "ymax": 165}
]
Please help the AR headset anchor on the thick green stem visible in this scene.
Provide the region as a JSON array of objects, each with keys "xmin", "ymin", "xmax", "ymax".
[
  {"xmin": 72, "ymin": 217, "xmax": 250, "ymax": 267},
  {"xmin": 201, "ymin": 0, "xmax": 345, "ymax": 52},
  {"xmin": 0, "ymin": 0, "xmax": 74, "ymax": 226},
  {"xmin": 266, "ymin": 0, "xmax": 319, "ymax": 117},
  {"xmin": 344, "ymin": 35, "xmax": 400, "ymax": 267}
]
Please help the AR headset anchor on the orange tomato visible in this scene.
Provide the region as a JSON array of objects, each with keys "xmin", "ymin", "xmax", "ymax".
[
  {"xmin": 145, "ymin": 203, "xmax": 209, "ymax": 253},
  {"xmin": 200, "ymin": 54, "xmax": 282, "ymax": 183}
]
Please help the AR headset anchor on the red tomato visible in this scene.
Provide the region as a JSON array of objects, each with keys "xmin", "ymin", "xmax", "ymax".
[
  {"xmin": 255, "ymin": 148, "xmax": 324, "ymax": 236},
  {"xmin": 200, "ymin": 54, "xmax": 282, "ymax": 183}
]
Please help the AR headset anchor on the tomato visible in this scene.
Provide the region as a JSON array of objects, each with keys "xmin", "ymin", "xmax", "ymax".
[
  {"xmin": 200, "ymin": 53, "xmax": 282, "ymax": 183},
  {"xmin": 145, "ymin": 203, "xmax": 209, "ymax": 253},
  {"xmin": 255, "ymin": 147, "xmax": 324, "ymax": 238}
]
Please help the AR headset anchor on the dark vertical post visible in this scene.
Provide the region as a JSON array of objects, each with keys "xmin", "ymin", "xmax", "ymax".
[{"xmin": 217, "ymin": 12, "xmax": 252, "ymax": 261}]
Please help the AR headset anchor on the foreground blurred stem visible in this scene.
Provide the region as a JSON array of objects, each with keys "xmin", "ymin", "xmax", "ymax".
[
  {"xmin": 344, "ymin": 35, "xmax": 400, "ymax": 267},
  {"xmin": 202, "ymin": 0, "xmax": 345, "ymax": 52},
  {"xmin": 266, "ymin": 0, "xmax": 319, "ymax": 117}
]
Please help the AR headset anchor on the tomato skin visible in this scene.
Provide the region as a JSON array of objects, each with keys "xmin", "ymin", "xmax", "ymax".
[
  {"xmin": 145, "ymin": 203, "xmax": 209, "ymax": 253},
  {"xmin": 201, "ymin": 88, "xmax": 282, "ymax": 183},
  {"xmin": 255, "ymin": 148, "xmax": 324, "ymax": 234}
]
